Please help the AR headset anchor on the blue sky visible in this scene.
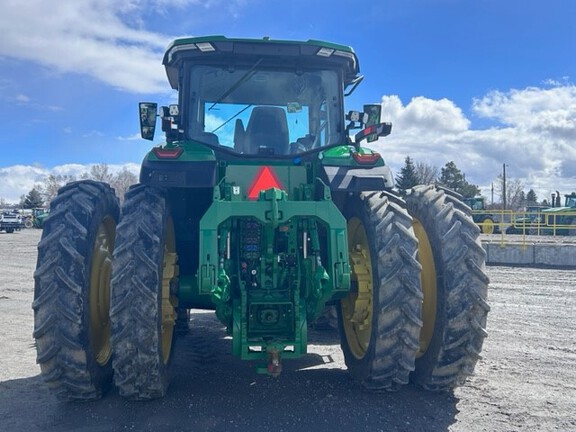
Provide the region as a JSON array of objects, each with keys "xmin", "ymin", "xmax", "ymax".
[{"xmin": 1, "ymin": 0, "xmax": 575, "ymax": 203}]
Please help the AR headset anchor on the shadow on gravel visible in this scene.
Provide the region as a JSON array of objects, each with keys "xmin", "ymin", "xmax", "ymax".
[{"xmin": 1, "ymin": 312, "xmax": 459, "ymax": 432}]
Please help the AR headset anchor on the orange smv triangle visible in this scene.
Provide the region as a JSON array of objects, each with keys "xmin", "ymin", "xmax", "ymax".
[{"xmin": 247, "ymin": 166, "xmax": 285, "ymax": 200}]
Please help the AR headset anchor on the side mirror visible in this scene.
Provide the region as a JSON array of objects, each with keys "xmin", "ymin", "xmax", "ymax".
[
  {"xmin": 139, "ymin": 102, "xmax": 158, "ymax": 140},
  {"xmin": 363, "ymin": 104, "xmax": 381, "ymax": 143}
]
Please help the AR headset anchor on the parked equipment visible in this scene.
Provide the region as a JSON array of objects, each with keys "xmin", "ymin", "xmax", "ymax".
[
  {"xmin": 0, "ymin": 211, "xmax": 22, "ymax": 233},
  {"xmin": 539, "ymin": 192, "xmax": 576, "ymax": 235},
  {"xmin": 463, "ymin": 196, "xmax": 499, "ymax": 234}
]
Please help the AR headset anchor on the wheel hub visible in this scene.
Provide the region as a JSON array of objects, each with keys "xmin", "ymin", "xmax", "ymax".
[
  {"xmin": 341, "ymin": 217, "xmax": 373, "ymax": 360},
  {"xmin": 89, "ymin": 217, "xmax": 115, "ymax": 366},
  {"xmin": 412, "ymin": 219, "xmax": 437, "ymax": 357}
]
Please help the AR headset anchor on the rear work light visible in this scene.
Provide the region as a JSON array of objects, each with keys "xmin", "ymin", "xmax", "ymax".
[
  {"xmin": 153, "ymin": 147, "xmax": 183, "ymax": 159},
  {"xmin": 196, "ymin": 42, "xmax": 215, "ymax": 52},
  {"xmin": 316, "ymin": 47, "xmax": 335, "ymax": 57},
  {"xmin": 351, "ymin": 151, "xmax": 381, "ymax": 165}
]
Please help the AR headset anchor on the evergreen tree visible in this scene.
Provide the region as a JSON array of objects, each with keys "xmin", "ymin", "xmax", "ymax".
[
  {"xmin": 438, "ymin": 161, "xmax": 465, "ymax": 191},
  {"xmin": 23, "ymin": 188, "xmax": 44, "ymax": 209},
  {"xmin": 526, "ymin": 189, "xmax": 538, "ymax": 204},
  {"xmin": 395, "ymin": 156, "xmax": 420, "ymax": 190},
  {"xmin": 519, "ymin": 190, "xmax": 527, "ymax": 207},
  {"xmin": 459, "ymin": 181, "xmax": 481, "ymax": 198},
  {"xmin": 438, "ymin": 161, "xmax": 480, "ymax": 197}
]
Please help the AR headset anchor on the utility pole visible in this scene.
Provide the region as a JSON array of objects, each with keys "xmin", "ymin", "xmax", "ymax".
[
  {"xmin": 491, "ymin": 183, "xmax": 494, "ymax": 205},
  {"xmin": 502, "ymin": 163, "xmax": 507, "ymax": 210}
]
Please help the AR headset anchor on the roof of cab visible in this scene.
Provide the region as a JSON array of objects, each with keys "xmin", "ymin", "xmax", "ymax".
[{"xmin": 162, "ymin": 35, "xmax": 360, "ymax": 89}]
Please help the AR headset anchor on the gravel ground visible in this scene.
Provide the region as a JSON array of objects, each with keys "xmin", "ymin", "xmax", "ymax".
[{"xmin": 1, "ymin": 229, "xmax": 575, "ymax": 432}]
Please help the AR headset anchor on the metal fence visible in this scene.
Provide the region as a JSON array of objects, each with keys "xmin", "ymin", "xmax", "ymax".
[{"xmin": 472, "ymin": 209, "xmax": 576, "ymax": 238}]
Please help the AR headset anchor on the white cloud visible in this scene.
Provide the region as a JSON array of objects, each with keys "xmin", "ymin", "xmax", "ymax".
[
  {"xmin": 117, "ymin": 132, "xmax": 143, "ymax": 141},
  {"xmin": 0, "ymin": 162, "xmax": 141, "ymax": 204},
  {"xmin": 15, "ymin": 94, "xmax": 31, "ymax": 103},
  {"xmin": 371, "ymin": 83, "xmax": 576, "ymax": 202},
  {"xmin": 381, "ymin": 95, "xmax": 470, "ymax": 133},
  {"xmin": 472, "ymin": 85, "xmax": 576, "ymax": 135},
  {"xmin": 0, "ymin": 1, "xmax": 227, "ymax": 94},
  {"xmin": 82, "ymin": 130, "xmax": 105, "ymax": 138},
  {"xmin": 0, "ymin": 165, "xmax": 47, "ymax": 203}
]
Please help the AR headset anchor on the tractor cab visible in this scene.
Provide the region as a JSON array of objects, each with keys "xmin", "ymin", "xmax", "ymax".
[
  {"xmin": 564, "ymin": 193, "xmax": 576, "ymax": 208},
  {"xmin": 139, "ymin": 36, "xmax": 390, "ymax": 158}
]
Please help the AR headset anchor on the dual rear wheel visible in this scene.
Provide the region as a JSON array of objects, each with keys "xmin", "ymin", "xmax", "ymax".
[
  {"xmin": 110, "ymin": 185, "xmax": 179, "ymax": 400},
  {"xmin": 33, "ymin": 181, "xmax": 119, "ymax": 400},
  {"xmin": 33, "ymin": 181, "xmax": 178, "ymax": 401},
  {"xmin": 338, "ymin": 186, "xmax": 490, "ymax": 391}
]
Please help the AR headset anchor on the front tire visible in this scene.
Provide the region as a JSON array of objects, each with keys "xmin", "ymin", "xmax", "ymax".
[
  {"xmin": 405, "ymin": 185, "xmax": 490, "ymax": 391},
  {"xmin": 110, "ymin": 185, "xmax": 178, "ymax": 400},
  {"xmin": 32, "ymin": 180, "xmax": 119, "ymax": 400},
  {"xmin": 338, "ymin": 192, "xmax": 422, "ymax": 391}
]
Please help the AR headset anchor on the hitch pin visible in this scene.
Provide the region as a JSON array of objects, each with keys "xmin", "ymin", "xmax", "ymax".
[{"xmin": 267, "ymin": 349, "xmax": 282, "ymax": 377}]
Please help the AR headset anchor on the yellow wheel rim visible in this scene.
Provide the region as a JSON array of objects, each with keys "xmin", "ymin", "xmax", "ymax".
[
  {"xmin": 481, "ymin": 218, "xmax": 494, "ymax": 234},
  {"xmin": 89, "ymin": 216, "xmax": 115, "ymax": 366},
  {"xmin": 412, "ymin": 219, "xmax": 437, "ymax": 358},
  {"xmin": 161, "ymin": 217, "xmax": 178, "ymax": 364},
  {"xmin": 341, "ymin": 217, "xmax": 373, "ymax": 360}
]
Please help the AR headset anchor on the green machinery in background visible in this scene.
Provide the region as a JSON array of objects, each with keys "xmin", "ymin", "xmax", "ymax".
[{"xmin": 463, "ymin": 196, "xmax": 499, "ymax": 234}]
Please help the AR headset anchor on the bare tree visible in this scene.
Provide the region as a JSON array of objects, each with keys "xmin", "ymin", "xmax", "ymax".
[
  {"xmin": 111, "ymin": 167, "xmax": 138, "ymax": 203},
  {"xmin": 88, "ymin": 163, "xmax": 114, "ymax": 183},
  {"xmin": 495, "ymin": 175, "xmax": 524, "ymax": 210},
  {"xmin": 38, "ymin": 164, "xmax": 137, "ymax": 207},
  {"xmin": 40, "ymin": 174, "xmax": 77, "ymax": 204},
  {"xmin": 415, "ymin": 161, "xmax": 439, "ymax": 185}
]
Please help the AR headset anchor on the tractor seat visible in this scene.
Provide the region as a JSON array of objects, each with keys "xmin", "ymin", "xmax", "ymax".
[{"xmin": 244, "ymin": 107, "xmax": 289, "ymax": 155}]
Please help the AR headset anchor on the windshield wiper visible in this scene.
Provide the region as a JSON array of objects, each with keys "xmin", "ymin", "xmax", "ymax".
[
  {"xmin": 211, "ymin": 104, "xmax": 252, "ymax": 133},
  {"xmin": 208, "ymin": 58, "xmax": 263, "ymax": 111}
]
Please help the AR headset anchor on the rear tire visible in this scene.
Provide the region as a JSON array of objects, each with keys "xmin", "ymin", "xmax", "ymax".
[
  {"xmin": 111, "ymin": 185, "xmax": 178, "ymax": 400},
  {"xmin": 338, "ymin": 191, "xmax": 422, "ymax": 391},
  {"xmin": 405, "ymin": 185, "xmax": 490, "ymax": 391},
  {"xmin": 32, "ymin": 180, "xmax": 119, "ymax": 400}
]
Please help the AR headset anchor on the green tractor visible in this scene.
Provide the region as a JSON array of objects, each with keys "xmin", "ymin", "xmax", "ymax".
[
  {"xmin": 463, "ymin": 196, "xmax": 499, "ymax": 234},
  {"xmin": 31, "ymin": 207, "xmax": 49, "ymax": 229},
  {"xmin": 33, "ymin": 36, "xmax": 489, "ymax": 400},
  {"xmin": 539, "ymin": 192, "xmax": 576, "ymax": 235}
]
